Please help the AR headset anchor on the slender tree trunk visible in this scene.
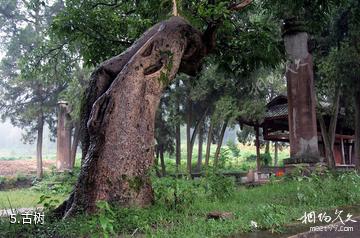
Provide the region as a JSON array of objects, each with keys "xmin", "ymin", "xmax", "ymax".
[
  {"xmin": 255, "ymin": 126, "xmax": 261, "ymax": 170},
  {"xmin": 205, "ymin": 119, "xmax": 213, "ymax": 169},
  {"xmin": 318, "ymin": 87, "xmax": 341, "ymax": 169},
  {"xmin": 196, "ymin": 121, "xmax": 204, "ymax": 172},
  {"xmin": 36, "ymin": 114, "xmax": 44, "ymax": 179},
  {"xmin": 265, "ymin": 141, "xmax": 270, "ymax": 154},
  {"xmin": 274, "ymin": 142, "xmax": 278, "ymax": 166},
  {"xmin": 70, "ymin": 121, "xmax": 81, "ymax": 168},
  {"xmin": 175, "ymin": 79, "xmax": 181, "ymax": 172},
  {"xmin": 159, "ymin": 145, "xmax": 166, "ymax": 176},
  {"xmin": 355, "ymin": 91, "xmax": 360, "ymax": 170},
  {"xmin": 186, "ymin": 97, "xmax": 193, "ymax": 174},
  {"xmin": 213, "ymin": 120, "xmax": 228, "ymax": 168},
  {"xmin": 319, "ymin": 116, "xmax": 335, "ymax": 168},
  {"xmin": 154, "ymin": 145, "xmax": 161, "ymax": 177}
]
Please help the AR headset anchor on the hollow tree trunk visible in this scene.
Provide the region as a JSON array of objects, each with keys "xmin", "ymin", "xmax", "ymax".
[
  {"xmin": 205, "ymin": 119, "xmax": 213, "ymax": 169},
  {"xmin": 56, "ymin": 16, "xmax": 208, "ymax": 218},
  {"xmin": 213, "ymin": 120, "xmax": 228, "ymax": 168},
  {"xmin": 36, "ymin": 114, "xmax": 44, "ymax": 179},
  {"xmin": 175, "ymin": 79, "xmax": 181, "ymax": 172}
]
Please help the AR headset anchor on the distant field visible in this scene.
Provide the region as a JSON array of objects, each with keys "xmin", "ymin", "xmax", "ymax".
[{"xmin": 0, "ymin": 159, "xmax": 56, "ymax": 176}]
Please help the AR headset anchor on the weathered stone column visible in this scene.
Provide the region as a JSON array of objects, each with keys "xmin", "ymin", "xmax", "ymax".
[
  {"xmin": 283, "ymin": 27, "xmax": 319, "ymax": 161},
  {"xmin": 56, "ymin": 101, "xmax": 72, "ymax": 171}
]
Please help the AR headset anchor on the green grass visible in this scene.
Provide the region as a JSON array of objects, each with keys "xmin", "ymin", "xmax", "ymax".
[{"xmin": 1, "ymin": 170, "xmax": 360, "ymax": 238}]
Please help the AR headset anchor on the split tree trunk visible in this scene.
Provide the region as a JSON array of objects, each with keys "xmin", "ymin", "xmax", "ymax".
[
  {"xmin": 56, "ymin": 16, "xmax": 209, "ymax": 218},
  {"xmin": 36, "ymin": 114, "xmax": 44, "ymax": 179}
]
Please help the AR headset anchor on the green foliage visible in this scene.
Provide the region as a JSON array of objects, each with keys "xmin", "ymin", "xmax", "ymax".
[
  {"xmin": 260, "ymin": 152, "xmax": 272, "ymax": 166},
  {"xmin": 205, "ymin": 173, "xmax": 235, "ymax": 201},
  {"xmin": 4, "ymin": 171, "xmax": 360, "ymax": 237},
  {"xmin": 31, "ymin": 167, "xmax": 79, "ymax": 195},
  {"xmin": 89, "ymin": 201, "xmax": 116, "ymax": 238},
  {"xmin": 152, "ymin": 177, "xmax": 199, "ymax": 211},
  {"xmin": 37, "ymin": 194, "xmax": 59, "ymax": 211},
  {"xmin": 226, "ymin": 140, "xmax": 240, "ymax": 157}
]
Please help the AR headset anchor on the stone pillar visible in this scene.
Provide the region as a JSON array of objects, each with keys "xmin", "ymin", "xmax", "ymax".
[
  {"xmin": 284, "ymin": 31, "xmax": 319, "ymax": 161},
  {"xmin": 56, "ymin": 101, "xmax": 72, "ymax": 171}
]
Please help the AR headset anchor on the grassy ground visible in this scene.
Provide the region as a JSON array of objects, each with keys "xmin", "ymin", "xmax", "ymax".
[
  {"xmin": 0, "ymin": 189, "xmax": 65, "ymax": 210},
  {"xmin": 4, "ymin": 143, "xmax": 342, "ymax": 238},
  {"xmin": 0, "ymin": 143, "xmax": 287, "ymax": 209},
  {"xmin": 1, "ymin": 169, "xmax": 360, "ymax": 237}
]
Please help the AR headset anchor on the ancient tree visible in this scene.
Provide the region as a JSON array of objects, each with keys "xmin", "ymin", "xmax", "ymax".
[{"xmin": 55, "ymin": 0, "xmax": 253, "ymax": 218}]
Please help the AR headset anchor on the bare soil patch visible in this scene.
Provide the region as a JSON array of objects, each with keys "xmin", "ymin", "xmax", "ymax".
[{"xmin": 0, "ymin": 159, "xmax": 56, "ymax": 176}]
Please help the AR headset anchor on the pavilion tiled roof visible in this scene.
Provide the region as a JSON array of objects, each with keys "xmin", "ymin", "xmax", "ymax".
[{"xmin": 265, "ymin": 103, "xmax": 288, "ymax": 118}]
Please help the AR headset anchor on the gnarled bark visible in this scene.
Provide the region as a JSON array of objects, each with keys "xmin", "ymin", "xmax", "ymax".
[{"xmin": 57, "ymin": 16, "xmax": 208, "ymax": 218}]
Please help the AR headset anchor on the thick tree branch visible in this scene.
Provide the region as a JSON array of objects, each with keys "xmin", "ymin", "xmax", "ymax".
[{"xmin": 229, "ymin": 0, "xmax": 253, "ymax": 11}]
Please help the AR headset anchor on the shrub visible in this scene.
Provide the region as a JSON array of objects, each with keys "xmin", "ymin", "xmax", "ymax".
[
  {"xmin": 153, "ymin": 177, "xmax": 199, "ymax": 211},
  {"xmin": 227, "ymin": 141, "xmax": 241, "ymax": 157},
  {"xmin": 204, "ymin": 173, "xmax": 235, "ymax": 201}
]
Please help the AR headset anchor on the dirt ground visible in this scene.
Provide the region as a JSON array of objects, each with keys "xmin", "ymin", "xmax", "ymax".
[{"xmin": 0, "ymin": 159, "xmax": 56, "ymax": 176}]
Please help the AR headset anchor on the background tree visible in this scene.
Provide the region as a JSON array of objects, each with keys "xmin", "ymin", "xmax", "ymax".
[{"xmin": 0, "ymin": 0, "xmax": 70, "ymax": 178}]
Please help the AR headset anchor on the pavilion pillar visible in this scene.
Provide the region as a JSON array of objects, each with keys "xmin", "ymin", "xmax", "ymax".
[
  {"xmin": 283, "ymin": 26, "xmax": 319, "ymax": 162},
  {"xmin": 56, "ymin": 101, "xmax": 72, "ymax": 171}
]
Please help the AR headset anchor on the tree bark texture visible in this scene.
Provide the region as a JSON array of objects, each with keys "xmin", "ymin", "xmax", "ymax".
[
  {"xmin": 57, "ymin": 16, "xmax": 208, "ymax": 218},
  {"xmin": 36, "ymin": 114, "xmax": 44, "ymax": 179}
]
